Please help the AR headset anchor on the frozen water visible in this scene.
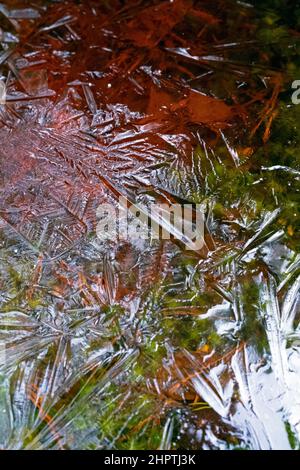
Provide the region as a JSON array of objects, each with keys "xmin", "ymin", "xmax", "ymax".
[{"xmin": 0, "ymin": 0, "xmax": 299, "ymax": 450}]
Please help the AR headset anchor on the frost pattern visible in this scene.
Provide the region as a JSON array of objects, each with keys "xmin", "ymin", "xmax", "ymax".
[{"xmin": 0, "ymin": 0, "xmax": 299, "ymax": 450}]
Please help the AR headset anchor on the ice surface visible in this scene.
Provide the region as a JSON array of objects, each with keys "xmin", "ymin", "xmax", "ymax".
[{"xmin": 0, "ymin": 0, "xmax": 299, "ymax": 450}]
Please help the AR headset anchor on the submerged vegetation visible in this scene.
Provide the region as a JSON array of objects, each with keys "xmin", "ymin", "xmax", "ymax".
[{"xmin": 0, "ymin": 0, "xmax": 299, "ymax": 450}]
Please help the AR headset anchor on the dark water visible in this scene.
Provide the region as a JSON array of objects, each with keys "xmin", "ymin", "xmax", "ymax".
[{"xmin": 0, "ymin": 0, "xmax": 299, "ymax": 450}]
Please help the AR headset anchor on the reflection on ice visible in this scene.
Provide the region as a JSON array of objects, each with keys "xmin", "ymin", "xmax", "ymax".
[{"xmin": 0, "ymin": 0, "xmax": 299, "ymax": 451}]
